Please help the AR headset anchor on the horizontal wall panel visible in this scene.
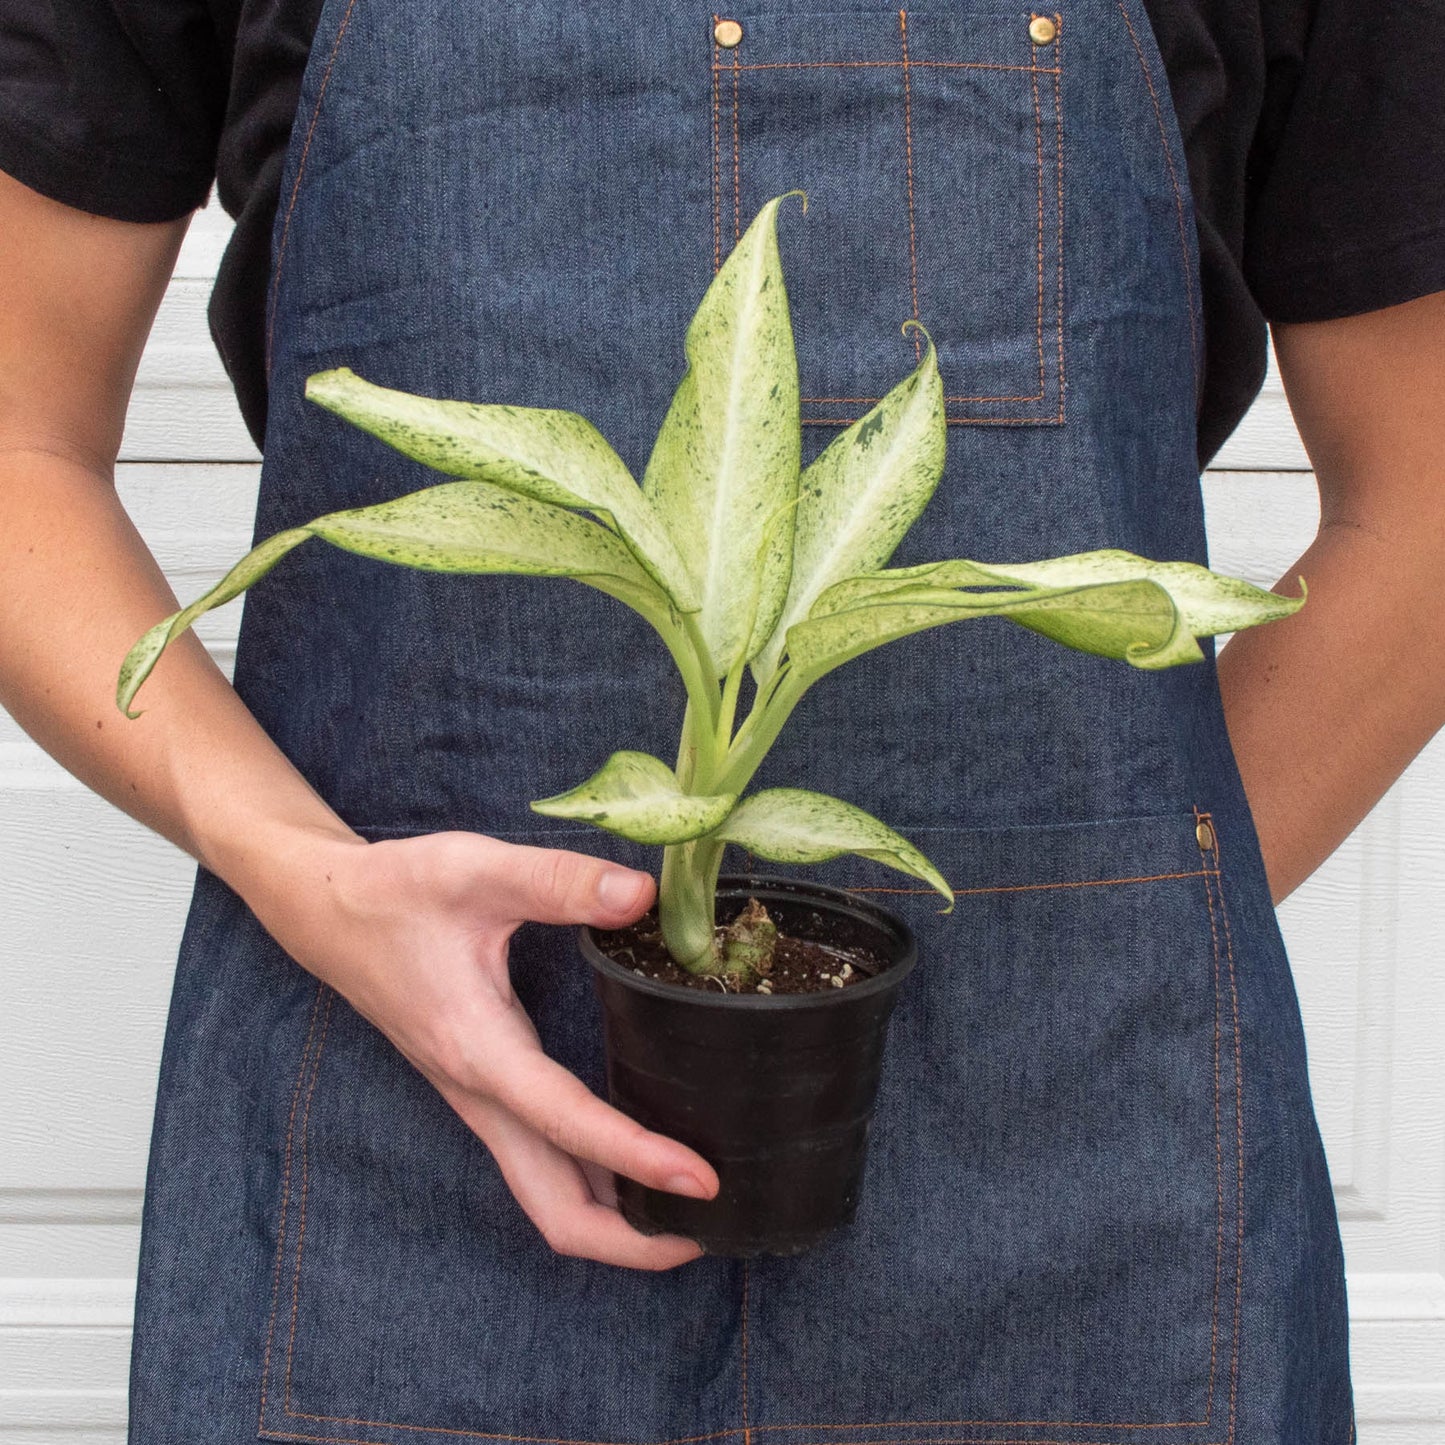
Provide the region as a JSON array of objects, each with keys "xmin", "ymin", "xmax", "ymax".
[{"xmin": 0, "ymin": 795, "xmax": 187, "ymax": 1193}]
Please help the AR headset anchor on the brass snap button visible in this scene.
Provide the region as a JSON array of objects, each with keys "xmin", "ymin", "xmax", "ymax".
[
  {"xmin": 1029, "ymin": 15, "xmax": 1058, "ymax": 45},
  {"xmin": 1195, "ymin": 819, "xmax": 1216, "ymax": 852},
  {"xmin": 714, "ymin": 18, "xmax": 744, "ymax": 48}
]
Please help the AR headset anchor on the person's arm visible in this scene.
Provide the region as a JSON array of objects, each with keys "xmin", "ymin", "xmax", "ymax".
[
  {"xmin": 0, "ymin": 168, "xmax": 718, "ymax": 1270},
  {"xmin": 1215, "ymin": 290, "xmax": 1445, "ymax": 902}
]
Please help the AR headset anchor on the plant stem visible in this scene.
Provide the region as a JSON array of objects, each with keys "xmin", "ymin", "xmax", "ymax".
[
  {"xmin": 660, "ymin": 837, "xmax": 726, "ymax": 971},
  {"xmin": 715, "ymin": 668, "xmax": 811, "ymax": 795},
  {"xmin": 656, "ymin": 670, "xmax": 812, "ymax": 974},
  {"xmin": 674, "ymin": 699, "xmax": 701, "ymax": 792},
  {"xmin": 717, "ymin": 659, "xmax": 744, "ymax": 753},
  {"xmin": 657, "ymin": 612, "xmax": 721, "ymax": 765}
]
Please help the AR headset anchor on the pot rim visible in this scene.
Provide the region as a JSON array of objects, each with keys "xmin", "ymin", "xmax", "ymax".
[{"xmin": 579, "ymin": 872, "xmax": 919, "ymax": 1010}]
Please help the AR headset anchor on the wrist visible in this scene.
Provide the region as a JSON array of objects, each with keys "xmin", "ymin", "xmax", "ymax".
[{"xmin": 196, "ymin": 795, "xmax": 366, "ymax": 926}]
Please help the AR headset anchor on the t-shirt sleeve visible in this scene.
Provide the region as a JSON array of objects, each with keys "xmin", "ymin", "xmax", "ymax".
[
  {"xmin": 0, "ymin": 0, "xmax": 225, "ymax": 222},
  {"xmin": 1244, "ymin": 0, "xmax": 1445, "ymax": 322}
]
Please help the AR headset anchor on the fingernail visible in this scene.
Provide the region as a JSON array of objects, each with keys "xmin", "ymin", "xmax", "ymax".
[
  {"xmin": 664, "ymin": 1172, "xmax": 714, "ymax": 1199},
  {"xmin": 598, "ymin": 869, "xmax": 646, "ymax": 912}
]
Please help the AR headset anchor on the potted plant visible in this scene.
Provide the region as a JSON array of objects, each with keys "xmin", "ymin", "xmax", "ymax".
[{"xmin": 118, "ymin": 194, "xmax": 1301, "ymax": 1257}]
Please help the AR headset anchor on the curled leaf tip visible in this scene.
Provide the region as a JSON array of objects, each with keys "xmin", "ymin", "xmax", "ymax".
[
  {"xmin": 780, "ymin": 187, "xmax": 808, "ymax": 215},
  {"xmin": 900, "ymin": 319, "xmax": 934, "ymax": 350}
]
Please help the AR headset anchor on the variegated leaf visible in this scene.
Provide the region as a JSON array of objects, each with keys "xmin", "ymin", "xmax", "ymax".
[
  {"xmin": 305, "ymin": 368, "xmax": 698, "ymax": 609},
  {"xmin": 117, "ymin": 482, "xmax": 668, "ymax": 717},
  {"xmin": 711, "ymin": 788, "xmax": 951, "ymax": 905},
  {"xmin": 643, "ymin": 194, "xmax": 802, "ymax": 674},
  {"xmin": 953, "ymin": 550, "xmax": 1306, "ymax": 641},
  {"xmin": 786, "ymin": 548, "xmax": 1304, "ymax": 681},
  {"xmin": 751, "ymin": 333, "xmax": 946, "ymax": 683},
  {"xmin": 786, "ymin": 578, "xmax": 1185, "ymax": 682},
  {"xmin": 531, "ymin": 750, "xmax": 738, "ymax": 844}
]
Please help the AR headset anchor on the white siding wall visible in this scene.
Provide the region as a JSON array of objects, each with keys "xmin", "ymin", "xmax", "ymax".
[{"xmin": 2, "ymin": 200, "xmax": 1442, "ymax": 1441}]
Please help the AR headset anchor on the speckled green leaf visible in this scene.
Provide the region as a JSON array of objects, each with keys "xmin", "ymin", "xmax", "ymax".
[
  {"xmin": 643, "ymin": 194, "xmax": 802, "ymax": 674},
  {"xmin": 787, "ymin": 577, "xmax": 1186, "ymax": 682},
  {"xmin": 948, "ymin": 550, "xmax": 1306, "ymax": 645},
  {"xmin": 751, "ymin": 334, "xmax": 945, "ymax": 683},
  {"xmin": 531, "ymin": 750, "xmax": 738, "ymax": 844},
  {"xmin": 309, "ymin": 480, "xmax": 657, "ymax": 584},
  {"xmin": 711, "ymin": 788, "xmax": 952, "ymax": 906},
  {"xmin": 117, "ymin": 482, "xmax": 669, "ymax": 718},
  {"xmin": 305, "ymin": 368, "xmax": 698, "ymax": 609},
  {"xmin": 809, "ymin": 558, "xmax": 1002, "ymax": 613},
  {"xmin": 786, "ymin": 548, "xmax": 1305, "ymax": 681}
]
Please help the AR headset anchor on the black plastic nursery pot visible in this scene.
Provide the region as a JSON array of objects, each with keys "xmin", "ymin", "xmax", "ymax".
[{"xmin": 579, "ymin": 874, "xmax": 918, "ymax": 1258}]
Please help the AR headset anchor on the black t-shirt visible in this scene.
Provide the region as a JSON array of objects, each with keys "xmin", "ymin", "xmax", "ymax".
[{"xmin": 2, "ymin": 0, "xmax": 1444, "ymax": 467}]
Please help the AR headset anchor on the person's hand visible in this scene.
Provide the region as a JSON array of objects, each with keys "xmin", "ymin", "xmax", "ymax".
[{"xmin": 248, "ymin": 828, "xmax": 720, "ymax": 1271}]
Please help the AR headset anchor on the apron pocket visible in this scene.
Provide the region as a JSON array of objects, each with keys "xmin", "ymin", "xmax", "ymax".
[
  {"xmin": 739, "ymin": 808, "xmax": 1245, "ymax": 1441},
  {"xmin": 712, "ymin": 7, "xmax": 1066, "ymax": 427}
]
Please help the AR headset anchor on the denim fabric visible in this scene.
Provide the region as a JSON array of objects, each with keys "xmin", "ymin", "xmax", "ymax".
[{"xmin": 129, "ymin": 2, "xmax": 1354, "ymax": 1442}]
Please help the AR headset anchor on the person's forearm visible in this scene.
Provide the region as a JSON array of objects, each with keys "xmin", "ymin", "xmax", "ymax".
[
  {"xmin": 0, "ymin": 172, "xmax": 360, "ymax": 911},
  {"xmin": 1217, "ymin": 519, "xmax": 1445, "ymax": 903},
  {"xmin": 0, "ymin": 447, "xmax": 361, "ymax": 902},
  {"xmin": 1218, "ymin": 295, "xmax": 1445, "ymax": 905}
]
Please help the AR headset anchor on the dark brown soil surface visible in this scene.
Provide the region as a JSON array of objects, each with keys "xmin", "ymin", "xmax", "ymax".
[{"xmin": 593, "ymin": 906, "xmax": 891, "ymax": 995}]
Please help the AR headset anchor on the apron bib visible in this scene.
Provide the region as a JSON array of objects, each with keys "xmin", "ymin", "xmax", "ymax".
[{"xmin": 129, "ymin": 4, "xmax": 1356, "ymax": 1442}]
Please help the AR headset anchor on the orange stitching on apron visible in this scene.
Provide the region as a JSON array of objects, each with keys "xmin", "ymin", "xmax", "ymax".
[
  {"xmin": 1052, "ymin": 16, "xmax": 1067, "ymax": 420},
  {"xmin": 712, "ymin": 18, "xmax": 723, "ymax": 273},
  {"xmin": 800, "ymin": 394, "xmax": 1037, "ymax": 403},
  {"xmin": 847, "ymin": 865, "xmax": 1214, "ymax": 896},
  {"xmin": 284, "ymin": 989, "xmax": 336, "ymax": 1414},
  {"xmin": 1113, "ymin": 1, "xmax": 1199, "ymax": 396},
  {"xmin": 899, "ymin": 11, "xmax": 923, "ymax": 362},
  {"xmin": 265, "ymin": 0, "xmax": 361, "ymax": 376},
  {"xmin": 1197, "ymin": 817, "xmax": 1226, "ymax": 1425},
  {"xmin": 741, "ymin": 1258, "xmax": 753, "ymax": 1445},
  {"xmin": 268, "ymin": 824, "xmax": 1242, "ymax": 1441},
  {"xmin": 268, "ymin": 1414, "xmax": 740, "ymax": 1443},
  {"xmin": 266, "ymin": 1437, "xmax": 1222, "ymax": 1445},
  {"xmin": 266, "ymin": 1421, "xmax": 739, "ymax": 1444},
  {"xmin": 1214, "ymin": 830, "xmax": 1245, "ymax": 1445},
  {"xmin": 1028, "ymin": 24, "xmax": 1048, "ymax": 402},
  {"xmin": 1195, "ymin": 809, "xmax": 1244, "ymax": 1445},
  {"xmin": 718, "ymin": 60, "xmax": 1060, "ymax": 74},
  {"xmin": 723, "ymin": 1437, "xmax": 1217, "ymax": 1444},
  {"xmin": 732, "ymin": 49, "xmax": 742, "ymax": 245},
  {"xmin": 258, "ymin": 983, "xmax": 326, "ymax": 1435}
]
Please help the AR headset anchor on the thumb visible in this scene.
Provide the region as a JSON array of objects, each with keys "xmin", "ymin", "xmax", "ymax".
[{"xmin": 490, "ymin": 842, "xmax": 656, "ymax": 927}]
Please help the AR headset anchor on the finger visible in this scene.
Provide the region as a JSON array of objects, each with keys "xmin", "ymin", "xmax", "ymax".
[
  {"xmin": 483, "ymin": 1004, "xmax": 720, "ymax": 1199},
  {"xmin": 482, "ymin": 841, "xmax": 656, "ymax": 928},
  {"xmin": 453, "ymin": 1088, "xmax": 705, "ymax": 1270}
]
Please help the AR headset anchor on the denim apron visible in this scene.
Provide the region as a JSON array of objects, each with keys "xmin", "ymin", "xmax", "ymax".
[{"xmin": 128, "ymin": 3, "xmax": 1356, "ymax": 1442}]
